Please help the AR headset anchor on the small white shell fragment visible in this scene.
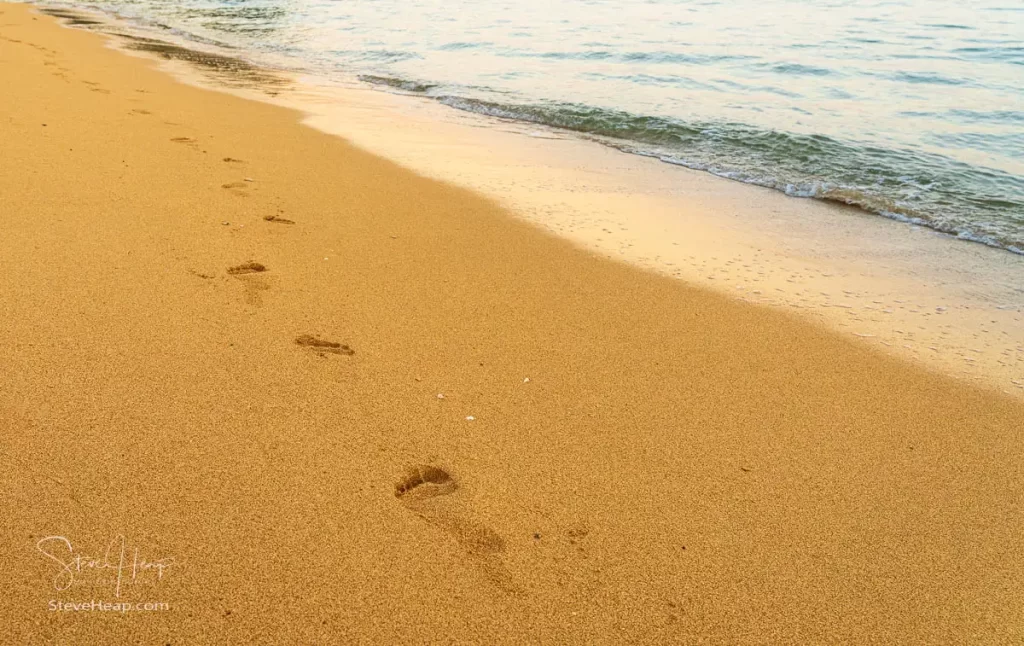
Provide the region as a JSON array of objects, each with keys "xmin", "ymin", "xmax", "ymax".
[
  {"xmin": 436, "ymin": 393, "xmax": 444, "ymax": 399},
  {"xmin": 523, "ymin": 377, "xmax": 530, "ymax": 383},
  {"xmin": 465, "ymin": 416, "xmax": 475, "ymax": 421}
]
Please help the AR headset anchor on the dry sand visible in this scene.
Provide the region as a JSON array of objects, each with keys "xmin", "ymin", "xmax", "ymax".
[{"xmin": 1, "ymin": 4, "xmax": 1022, "ymax": 643}]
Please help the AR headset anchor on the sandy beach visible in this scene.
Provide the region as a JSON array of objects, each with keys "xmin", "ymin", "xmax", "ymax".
[{"xmin": 1, "ymin": 4, "xmax": 1023, "ymax": 643}]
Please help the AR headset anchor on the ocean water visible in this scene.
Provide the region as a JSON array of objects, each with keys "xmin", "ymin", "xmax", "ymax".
[{"xmin": 44, "ymin": 0, "xmax": 1024, "ymax": 254}]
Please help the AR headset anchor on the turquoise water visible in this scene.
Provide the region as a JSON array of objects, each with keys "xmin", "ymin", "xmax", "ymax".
[{"xmin": 45, "ymin": 0, "xmax": 1024, "ymax": 253}]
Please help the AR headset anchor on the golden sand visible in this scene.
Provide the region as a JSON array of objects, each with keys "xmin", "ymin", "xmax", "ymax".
[{"xmin": 1, "ymin": 4, "xmax": 1022, "ymax": 642}]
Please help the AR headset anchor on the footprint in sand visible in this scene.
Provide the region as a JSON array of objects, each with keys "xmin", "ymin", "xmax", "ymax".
[
  {"xmin": 394, "ymin": 465, "xmax": 516, "ymax": 592},
  {"xmin": 395, "ymin": 465, "xmax": 459, "ymax": 501},
  {"xmin": 226, "ymin": 261, "xmax": 266, "ymax": 275},
  {"xmin": 227, "ymin": 262, "xmax": 269, "ymax": 306},
  {"xmin": 170, "ymin": 136, "xmax": 200, "ymax": 151},
  {"xmin": 221, "ymin": 181, "xmax": 251, "ymax": 197},
  {"xmin": 264, "ymin": 213, "xmax": 295, "ymax": 225},
  {"xmin": 294, "ymin": 334, "xmax": 354, "ymax": 356}
]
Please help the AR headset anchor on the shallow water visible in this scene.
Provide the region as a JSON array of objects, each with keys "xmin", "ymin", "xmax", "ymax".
[{"xmin": 47, "ymin": 0, "xmax": 1024, "ymax": 253}]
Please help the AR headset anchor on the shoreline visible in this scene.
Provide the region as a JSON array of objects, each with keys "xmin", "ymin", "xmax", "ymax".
[
  {"xmin": 2, "ymin": 4, "xmax": 1023, "ymax": 643},
  {"xmin": 65, "ymin": 3, "xmax": 1024, "ymax": 397},
  {"xmin": 29, "ymin": 3, "xmax": 1024, "ymax": 260}
]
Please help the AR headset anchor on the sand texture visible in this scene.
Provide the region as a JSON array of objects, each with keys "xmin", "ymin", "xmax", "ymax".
[{"xmin": 1, "ymin": 4, "xmax": 1022, "ymax": 643}]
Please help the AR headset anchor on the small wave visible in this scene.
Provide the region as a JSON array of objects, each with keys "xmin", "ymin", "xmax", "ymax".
[
  {"xmin": 954, "ymin": 45, "xmax": 1024, "ymax": 66},
  {"xmin": 581, "ymin": 71, "xmax": 721, "ymax": 92},
  {"xmin": 620, "ymin": 51, "xmax": 758, "ymax": 65},
  {"xmin": 359, "ymin": 74, "xmax": 436, "ymax": 93},
  {"xmin": 330, "ymin": 48, "xmax": 420, "ymax": 63},
  {"xmin": 929, "ymin": 131, "xmax": 1024, "ymax": 161},
  {"xmin": 712, "ymin": 78, "xmax": 802, "ymax": 98},
  {"xmin": 438, "ymin": 41, "xmax": 491, "ymax": 51},
  {"xmin": 434, "ymin": 95, "xmax": 1024, "ymax": 255},
  {"xmin": 765, "ymin": 62, "xmax": 835, "ymax": 77},
  {"xmin": 499, "ymin": 48, "xmax": 751, "ymax": 65},
  {"xmin": 889, "ymin": 71, "xmax": 966, "ymax": 86}
]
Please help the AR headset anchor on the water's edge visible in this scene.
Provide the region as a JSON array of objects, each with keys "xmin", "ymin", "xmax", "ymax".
[
  {"xmin": 369, "ymin": 78, "xmax": 1024, "ymax": 256},
  {"xmin": 34, "ymin": 1, "xmax": 1024, "ymax": 257}
]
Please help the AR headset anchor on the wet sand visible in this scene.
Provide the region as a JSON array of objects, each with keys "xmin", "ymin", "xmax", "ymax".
[
  {"xmin": 116, "ymin": 33, "xmax": 1024, "ymax": 398},
  {"xmin": 1, "ymin": 4, "xmax": 1022, "ymax": 643},
  {"xmin": 274, "ymin": 80, "xmax": 1024, "ymax": 397}
]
